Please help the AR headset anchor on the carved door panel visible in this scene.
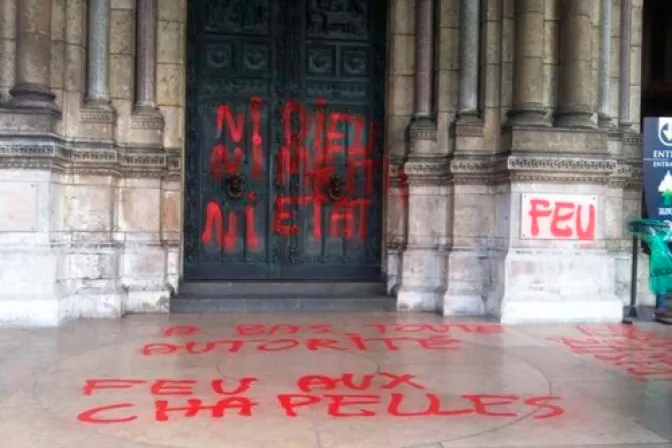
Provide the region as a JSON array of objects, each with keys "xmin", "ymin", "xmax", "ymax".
[
  {"xmin": 278, "ymin": 0, "xmax": 385, "ymax": 279},
  {"xmin": 184, "ymin": 0, "xmax": 385, "ymax": 281}
]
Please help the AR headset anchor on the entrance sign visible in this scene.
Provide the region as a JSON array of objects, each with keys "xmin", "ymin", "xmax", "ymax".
[
  {"xmin": 520, "ymin": 193, "xmax": 597, "ymax": 240},
  {"xmin": 643, "ymin": 117, "xmax": 672, "ymax": 219}
]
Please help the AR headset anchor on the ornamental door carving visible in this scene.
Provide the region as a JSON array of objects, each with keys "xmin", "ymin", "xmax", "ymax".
[{"xmin": 184, "ymin": 0, "xmax": 386, "ymax": 280}]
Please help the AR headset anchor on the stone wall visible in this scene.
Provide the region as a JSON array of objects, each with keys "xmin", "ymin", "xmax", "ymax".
[
  {"xmin": 0, "ymin": 0, "xmax": 651, "ymax": 326},
  {"xmin": 389, "ymin": 0, "xmax": 650, "ymax": 322},
  {"xmin": 0, "ymin": 0, "xmax": 185, "ymax": 325}
]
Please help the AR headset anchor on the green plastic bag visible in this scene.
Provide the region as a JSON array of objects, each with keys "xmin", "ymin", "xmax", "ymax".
[{"xmin": 628, "ymin": 219, "xmax": 672, "ymax": 295}]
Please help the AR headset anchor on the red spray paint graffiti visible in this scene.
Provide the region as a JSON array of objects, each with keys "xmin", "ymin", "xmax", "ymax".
[
  {"xmin": 522, "ymin": 194, "xmax": 597, "ymax": 240},
  {"xmin": 140, "ymin": 334, "xmax": 462, "ymax": 356},
  {"xmin": 201, "ymin": 96, "xmax": 407, "ymax": 252},
  {"xmin": 74, "ymin": 324, "xmax": 567, "ymax": 424},
  {"xmin": 212, "ymin": 96, "xmax": 264, "ymax": 182},
  {"xmin": 549, "ymin": 324, "xmax": 672, "ymax": 382},
  {"xmin": 161, "ymin": 323, "xmax": 503, "ymax": 338},
  {"xmin": 150, "ymin": 323, "xmax": 504, "ymax": 355},
  {"xmin": 77, "ymin": 374, "xmax": 565, "ymax": 423}
]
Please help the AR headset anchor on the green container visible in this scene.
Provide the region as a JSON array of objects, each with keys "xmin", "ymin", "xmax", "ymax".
[{"xmin": 628, "ymin": 219, "xmax": 672, "ymax": 296}]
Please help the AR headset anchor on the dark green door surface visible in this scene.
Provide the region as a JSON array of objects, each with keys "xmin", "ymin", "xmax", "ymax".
[{"xmin": 184, "ymin": 0, "xmax": 386, "ymax": 280}]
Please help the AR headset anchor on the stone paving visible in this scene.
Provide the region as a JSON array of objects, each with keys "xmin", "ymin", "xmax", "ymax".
[{"xmin": 1, "ymin": 313, "xmax": 671, "ymax": 447}]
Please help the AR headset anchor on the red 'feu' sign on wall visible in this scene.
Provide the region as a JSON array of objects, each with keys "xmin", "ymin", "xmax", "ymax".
[{"xmin": 520, "ymin": 193, "xmax": 597, "ymax": 240}]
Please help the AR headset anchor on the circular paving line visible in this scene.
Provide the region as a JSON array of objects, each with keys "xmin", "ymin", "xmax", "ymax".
[{"xmin": 24, "ymin": 329, "xmax": 555, "ymax": 448}]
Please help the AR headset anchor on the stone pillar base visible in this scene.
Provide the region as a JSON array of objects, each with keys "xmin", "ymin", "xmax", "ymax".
[
  {"xmin": 0, "ymin": 250, "xmax": 129, "ymax": 325},
  {"xmin": 442, "ymin": 250, "xmax": 488, "ymax": 315},
  {"xmin": 0, "ymin": 256, "xmax": 172, "ymax": 327},
  {"xmin": 129, "ymin": 106, "xmax": 164, "ymax": 146},
  {"xmin": 442, "ymin": 292, "xmax": 485, "ymax": 316},
  {"xmin": 61, "ymin": 286, "xmax": 128, "ymax": 319},
  {"xmin": 80, "ymin": 101, "xmax": 117, "ymax": 140},
  {"xmin": 0, "ymin": 107, "xmax": 60, "ymax": 133},
  {"xmin": 505, "ymin": 109, "xmax": 551, "ymax": 128},
  {"xmin": 554, "ymin": 111, "xmax": 596, "ymax": 129},
  {"xmin": 598, "ymin": 114, "xmax": 616, "ymax": 129},
  {"xmin": 482, "ymin": 138, "xmax": 623, "ymax": 323},
  {"xmin": 0, "ymin": 247, "xmax": 63, "ymax": 326},
  {"xmin": 397, "ymin": 287, "xmax": 441, "ymax": 312},
  {"xmin": 120, "ymin": 242, "xmax": 173, "ymax": 314},
  {"xmin": 8, "ymin": 83, "xmax": 60, "ymax": 115},
  {"xmin": 0, "ymin": 300, "xmax": 65, "ymax": 327},
  {"xmin": 489, "ymin": 250, "xmax": 623, "ymax": 323},
  {"xmin": 56, "ymin": 240, "xmax": 127, "ymax": 320},
  {"xmin": 453, "ymin": 117, "xmax": 484, "ymax": 152},
  {"xmin": 126, "ymin": 287, "xmax": 172, "ymax": 313},
  {"xmin": 396, "ymin": 248, "xmax": 445, "ymax": 312},
  {"xmin": 385, "ymin": 246, "xmax": 403, "ymax": 295},
  {"xmin": 408, "ymin": 117, "xmax": 437, "ymax": 154}
]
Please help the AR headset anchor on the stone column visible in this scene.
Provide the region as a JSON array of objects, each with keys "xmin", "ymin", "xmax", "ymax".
[
  {"xmin": 457, "ymin": 0, "xmax": 481, "ymax": 121},
  {"xmin": 398, "ymin": 0, "xmax": 445, "ymax": 312},
  {"xmin": 414, "ymin": 0, "xmax": 433, "ymax": 118},
  {"xmin": 507, "ymin": 0, "xmax": 549, "ymax": 126},
  {"xmin": 8, "ymin": 0, "xmax": 59, "ymax": 112},
  {"xmin": 135, "ymin": 0, "xmax": 159, "ymax": 112},
  {"xmin": 130, "ymin": 0, "xmax": 164, "ymax": 145},
  {"xmin": 618, "ymin": 0, "xmax": 631, "ymax": 129},
  {"xmin": 555, "ymin": 0, "xmax": 597, "ymax": 128},
  {"xmin": 597, "ymin": 0, "xmax": 613, "ymax": 127},
  {"xmin": 85, "ymin": 0, "xmax": 113, "ymax": 109},
  {"xmin": 0, "ymin": 0, "xmax": 17, "ymax": 104},
  {"xmin": 408, "ymin": 0, "xmax": 436, "ymax": 154}
]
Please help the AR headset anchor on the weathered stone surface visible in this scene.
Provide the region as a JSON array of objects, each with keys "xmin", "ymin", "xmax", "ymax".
[{"xmin": 0, "ymin": 0, "xmax": 650, "ymax": 326}]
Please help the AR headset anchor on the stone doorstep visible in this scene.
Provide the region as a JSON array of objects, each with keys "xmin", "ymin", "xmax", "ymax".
[{"xmin": 170, "ymin": 295, "xmax": 396, "ymax": 313}]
